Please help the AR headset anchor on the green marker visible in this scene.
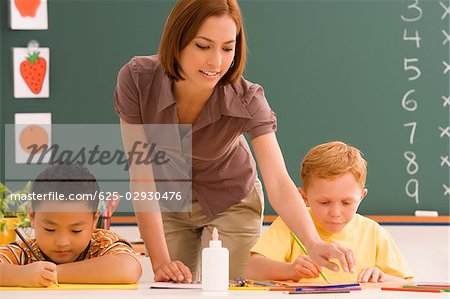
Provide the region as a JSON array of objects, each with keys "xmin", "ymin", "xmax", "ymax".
[{"xmin": 290, "ymin": 232, "xmax": 330, "ymax": 283}]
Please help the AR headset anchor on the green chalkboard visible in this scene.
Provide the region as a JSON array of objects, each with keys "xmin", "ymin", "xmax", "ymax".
[{"xmin": 1, "ymin": 0, "xmax": 449, "ymax": 216}]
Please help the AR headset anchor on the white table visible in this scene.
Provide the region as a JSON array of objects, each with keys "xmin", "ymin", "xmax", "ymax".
[{"xmin": 1, "ymin": 282, "xmax": 449, "ymax": 299}]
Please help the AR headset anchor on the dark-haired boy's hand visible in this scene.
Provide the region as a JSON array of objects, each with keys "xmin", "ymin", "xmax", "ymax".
[
  {"xmin": 288, "ymin": 256, "xmax": 320, "ymax": 280},
  {"xmin": 154, "ymin": 260, "xmax": 192, "ymax": 283},
  {"xmin": 23, "ymin": 261, "xmax": 57, "ymax": 287}
]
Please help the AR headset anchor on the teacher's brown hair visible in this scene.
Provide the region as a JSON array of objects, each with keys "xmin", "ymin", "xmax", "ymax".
[{"xmin": 158, "ymin": 0, "xmax": 247, "ymax": 84}]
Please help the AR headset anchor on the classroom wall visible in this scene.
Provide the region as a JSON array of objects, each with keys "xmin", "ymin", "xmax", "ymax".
[
  {"xmin": 112, "ymin": 224, "xmax": 450, "ymax": 283},
  {"xmin": 2, "ymin": 0, "xmax": 449, "ymax": 216},
  {"xmin": 386, "ymin": 225, "xmax": 450, "ymax": 282}
]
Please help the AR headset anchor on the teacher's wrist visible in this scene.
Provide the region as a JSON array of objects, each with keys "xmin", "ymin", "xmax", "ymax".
[
  {"xmin": 150, "ymin": 255, "xmax": 172, "ymax": 272},
  {"xmin": 302, "ymin": 236, "xmax": 323, "ymax": 252}
]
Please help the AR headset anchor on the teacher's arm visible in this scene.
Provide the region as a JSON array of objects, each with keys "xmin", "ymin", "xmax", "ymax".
[
  {"xmin": 252, "ymin": 132, "xmax": 354, "ymax": 273},
  {"xmin": 119, "ymin": 119, "xmax": 192, "ymax": 283}
]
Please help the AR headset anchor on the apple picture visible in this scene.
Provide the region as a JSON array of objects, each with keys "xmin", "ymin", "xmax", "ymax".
[
  {"xmin": 10, "ymin": 0, "xmax": 48, "ymax": 30},
  {"xmin": 14, "ymin": 0, "xmax": 41, "ymax": 17}
]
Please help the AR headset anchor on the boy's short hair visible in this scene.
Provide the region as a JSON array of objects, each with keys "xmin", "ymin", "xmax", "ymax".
[
  {"xmin": 301, "ymin": 141, "xmax": 367, "ymax": 190},
  {"xmin": 158, "ymin": 0, "xmax": 246, "ymax": 84},
  {"xmin": 30, "ymin": 163, "xmax": 100, "ymax": 212}
]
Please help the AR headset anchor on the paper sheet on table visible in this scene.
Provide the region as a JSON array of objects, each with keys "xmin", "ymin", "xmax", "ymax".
[
  {"xmin": 0, "ymin": 283, "xmax": 138, "ymax": 290},
  {"xmin": 149, "ymin": 282, "xmax": 202, "ymax": 289}
]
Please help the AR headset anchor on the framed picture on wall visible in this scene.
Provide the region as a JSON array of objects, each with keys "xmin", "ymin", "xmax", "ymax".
[
  {"xmin": 15, "ymin": 113, "xmax": 52, "ymax": 164},
  {"xmin": 9, "ymin": 0, "xmax": 48, "ymax": 30},
  {"xmin": 13, "ymin": 44, "xmax": 50, "ymax": 98}
]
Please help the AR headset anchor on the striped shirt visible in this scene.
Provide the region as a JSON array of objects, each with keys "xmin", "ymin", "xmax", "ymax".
[{"xmin": 0, "ymin": 229, "xmax": 137, "ymax": 265}]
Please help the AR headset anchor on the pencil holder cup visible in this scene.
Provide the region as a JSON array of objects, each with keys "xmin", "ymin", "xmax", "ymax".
[{"xmin": 0, "ymin": 217, "xmax": 18, "ymax": 245}]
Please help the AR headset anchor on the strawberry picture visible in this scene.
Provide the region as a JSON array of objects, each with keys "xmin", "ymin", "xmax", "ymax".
[
  {"xmin": 14, "ymin": 0, "xmax": 41, "ymax": 17},
  {"xmin": 20, "ymin": 52, "xmax": 46, "ymax": 94}
]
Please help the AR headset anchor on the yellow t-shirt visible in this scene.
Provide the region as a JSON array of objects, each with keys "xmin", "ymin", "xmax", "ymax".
[{"xmin": 250, "ymin": 213, "xmax": 414, "ymax": 283}]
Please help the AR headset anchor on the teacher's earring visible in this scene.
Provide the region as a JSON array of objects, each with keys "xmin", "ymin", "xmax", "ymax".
[{"xmin": 229, "ymin": 60, "xmax": 235, "ymax": 69}]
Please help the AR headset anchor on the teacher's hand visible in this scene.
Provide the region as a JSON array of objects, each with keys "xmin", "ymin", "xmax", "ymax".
[
  {"xmin": 308, "ymin": 241, "xmax": 355, "ymax": 273},
  {"xmin": 154, "ymin": 260, "xmax": 193, "ymax": 283}
]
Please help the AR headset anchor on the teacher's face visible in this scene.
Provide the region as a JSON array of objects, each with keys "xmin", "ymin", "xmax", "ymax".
[{"xmin": 178, "ymin": 15, "xmax": 236, "ymax": 90}]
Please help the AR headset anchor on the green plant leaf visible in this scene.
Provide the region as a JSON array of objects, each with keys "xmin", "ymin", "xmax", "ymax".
[
  {"xmin": 0, "ymin": 182, "xmax": 11, "ymax": 201},
  {"xmin": 18, "ymin": 217, "xmax": 31, "ymax": 228},
  {"xmin": 0, "ymin": 200, "xmax": 7, "ymax": 216},
  {"xmin": 13, "ymin": 181, "xmax": 31, "ymax": 195},
  {"xmin": 0, "ymin": 181, "xmax": 31, "ymax": 228},
  {"xmin": 0, "ymin": 222, "xmax": 7, "ymax": 234}
]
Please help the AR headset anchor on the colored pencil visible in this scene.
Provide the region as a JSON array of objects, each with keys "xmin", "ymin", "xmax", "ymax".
[
  {"xmin": 246, "ymin": 279, "xmax": 279, "ymax": 287},
  {"xmin": 290, "ymin": 232, "xmax": 330, "ymax": 283},
  {"xmin": 418, "ymin": 284, "xmax": 450, "ymax": 288},
  {"xmin": 14, "ymin": 228, "xmax": 40, "ymax": 261},
  {"xmin": 403, "ymin": 285, "xmax": 450, "ymax": 292},
  {"xmin": 381, "ymin": 287, "xmax": 442, "ymax": 293},
  {"xmin": 268, "ymin": 287, "xmax": 296, "ymax": 291},
  {"xmin": 15, "ymin": 228, "xmax": 59, "ymax": 287},
  {"xmin": 288, "ymin": 289, "xmax": 350, "ymax": 294},
  {"xmin": 296, "ymin": 282, "xmax": 359, "ymax": 290},
  {"xmin": 296, "ymin": 286, "xmax": 361, "ymax": 292},
  {"xmin": 228, "ymin": 286, "xmax": 268, "ymax": 291},
  {"xmin": 416, "ymin": 284, "xmax": 450, "ymax": 290}
]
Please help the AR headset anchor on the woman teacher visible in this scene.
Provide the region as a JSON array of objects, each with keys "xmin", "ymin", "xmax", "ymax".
[{"xmin": 114, "ymin": 0, "xmax": 354, "ymax": 282}]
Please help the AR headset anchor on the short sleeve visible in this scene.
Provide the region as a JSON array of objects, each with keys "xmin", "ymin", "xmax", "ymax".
[
  {"xmin": 243, "ymin": 86, "xmax": 277, "ymax": 140},
  {"xmin": 375, "ymin": 226, "xmax": 414, "ymax": 279},
  {"xmin": 250, "ymin": 217, "xmax": 293, "ymax": 263},
  {"xmin": 0, "ymin": 243, "xmax": 26, "ymax": 265},
  {"xmin": 90, "ymin": 230, "xmax": 139, "ymax": 261},
  {"xmin": 99, "ymin": 241, "xmax": 137, "ymax": 258},
  {"xmin": 113, "ymin": 58, "xmax": 143, "ymax": 124}
]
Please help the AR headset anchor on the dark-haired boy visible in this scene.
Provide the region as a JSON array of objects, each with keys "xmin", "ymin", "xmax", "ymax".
[{"xmin": 0, "ymin": 164, "xmax": 142, "ymax": 287}]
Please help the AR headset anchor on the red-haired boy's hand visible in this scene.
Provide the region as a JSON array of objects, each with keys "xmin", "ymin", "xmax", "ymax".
[
  {"xmin": 357, "ymin": 267, "xmax": 385, "ymax": 283},
  {"xmin": 288, "ymin": 255, "xmax": 320, "ymax": 281}
]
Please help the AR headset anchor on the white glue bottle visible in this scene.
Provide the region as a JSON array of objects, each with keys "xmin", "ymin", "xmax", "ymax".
[{"xmin": 201, "ymin": 227, "xmax": 229, "ymax": 292}]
